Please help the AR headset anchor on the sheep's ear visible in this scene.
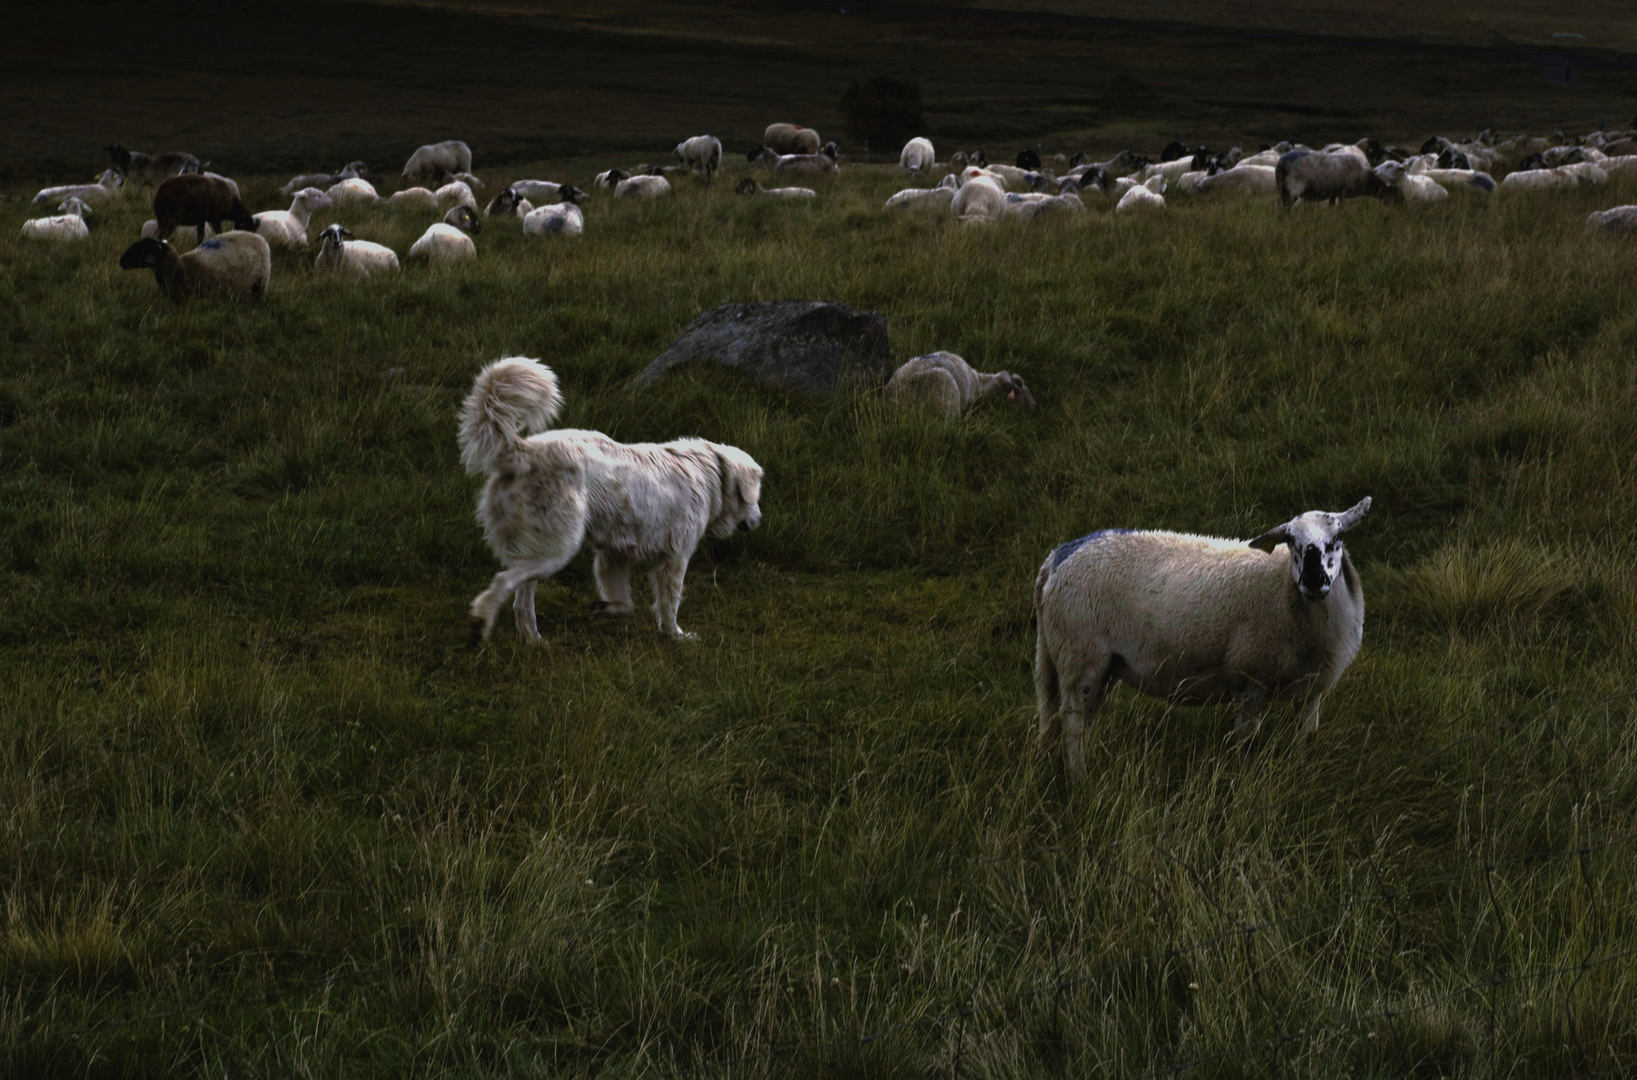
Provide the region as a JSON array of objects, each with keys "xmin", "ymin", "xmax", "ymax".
[
  {"xmin": 1332, "ymin": 497, "xmax": 1372, "ymax": 533},
  {"xmin": 1248, "ymin": 525, "xmax": 1293, "ymax": 553}
]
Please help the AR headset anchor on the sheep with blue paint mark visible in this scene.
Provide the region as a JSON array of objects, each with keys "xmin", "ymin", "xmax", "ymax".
[{"xmin": 1034, "ymin": 499, "xmax": 1371, "ymax": 781}]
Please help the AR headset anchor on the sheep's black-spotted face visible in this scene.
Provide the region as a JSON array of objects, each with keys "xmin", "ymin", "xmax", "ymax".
[{"xmin": 1250, "ymin": 499, "xmax": 1372, "ymax": 603}]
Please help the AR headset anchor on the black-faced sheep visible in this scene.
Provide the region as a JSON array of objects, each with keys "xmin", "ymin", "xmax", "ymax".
[
  {"xmin": 522, "ymin": 187, "xmax": 584, "ymax": 235},
  {"xmin": 151, "ymin": 173, "xmax": 256, "ymax": 242},
  {"xmin": 119, "ymin": 233, "xmax": 271, "ymax": 301},
  {"xmin": 1034, "ymin": 499, "xmax": 1371, "ymax": 781}
]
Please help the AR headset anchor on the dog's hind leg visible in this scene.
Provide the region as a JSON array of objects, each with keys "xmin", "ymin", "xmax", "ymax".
[
  {"xmin": 650, "ymin": 553, "xmax": 695, "ymax": 640},
  {"xmin": 592, "ymin": 550, "xmax": 635, "ymax": 615},
  {"xmin": 470, "ymin": 554, "xmax": 574, "ymax": 645}
]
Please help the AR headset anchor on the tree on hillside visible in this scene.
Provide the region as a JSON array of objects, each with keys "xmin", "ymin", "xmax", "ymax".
[{"xmin": 839, "ymin": 77, "xmax": 925, "ymax": 155}]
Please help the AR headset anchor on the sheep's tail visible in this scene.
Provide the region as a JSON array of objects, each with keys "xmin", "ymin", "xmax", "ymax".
[
  {"xmin": 1033, "ymin": 557, "xmax": 1060, "ymax": 746},
  {"xmin": 458, "ymin": 357, "xmax": 563, "ymax": 476}
]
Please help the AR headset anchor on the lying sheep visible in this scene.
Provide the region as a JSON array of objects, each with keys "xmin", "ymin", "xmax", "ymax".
[
  {"xmin": 1004, "ymin": 191, "xmax": 1085, "ymax": 219},
  {"xmin": 20, "ymin": 196, "xmax": 92, "ymax": 241},
  {"xmin": 762, "ymin": 123, "xmax": 821, "ymax": 157},
  {"xmin": 1372, "ymin": 161, "xmax": 1448, "ymax": 202},
  {"xmin": 449, "ymin": 171, "xmax": 485, "ymax": 191},
  {"xmin": 735, "ymin": 178, "xmax": 817, "ymax": 198},
  {"xmin": 886, "ymin": 351, "xmax": 1037, "ymax": 417},
  {"xmin": 900, "ymin": 136, "xmax": 935, "ymax": 173},
  {"xmin": 768, "ymin": 143, "xmax": 840, "ymax": 175},
  {"xmin": 408, "ymin": 222, "xmax": 477, "ymax": 264},
  {"xmin": 1034, "ymin": 499, "xmax": 1371, "ymax": 781},
  {"xmin": 434, "ymin": 180, "xmax": 477, "ymax": 213},
  {"xmin": 403, "ymin": 139, "xmax": 473, "ymax": 186},
  {"xmin": 522, "ymin": 188, "xmax": 584, "ymax": 236},
  {"xmin": 252, "ymin": 187, "xmax": 333, "ymax": 248},
  {"xmin": 327, "ymin": 177, "xmax": 380, "ymax": 207},
  {"xmin": 33, "ymin": 169, "xmax": 123, "ymax": 208},
  {"xmin": 505, "ymin": 180, "xmax": 577, "ymax": 204},
  {"xmin": 883, "ymin": 173, "xmax": 958, "ymax": 211},
  {"xmin": 674, "ymin": 135, "xmax": 723, "ymax": 182},
  {"xmin": 1275, "ymin": 150, "xmax": 1388, "ymax": 208},
  {"xmin": 119, "ymin": 232, "xmax": 271, "ymax": 302},
  {"xmin": 280, "ymin": 161, "xmax": 367, "ymax": 197},
  {"xmin": 314, "ymin": 224, "xmax": 400, "ymax": 278},
  {"xmin": 1115, "ymin": 174, "xmax": 1167, "ymax": 213},
  {"xmin": 1195, "ymin": 164, "xmax": 1278, "ymax": 198},
  {"xmin": 614, "ymin": 174, "xmax": 671, "ymax": 199},
  {"xmin": 105, "ymin": 144, "xmax": 200, "ymax": 185},
  {"xmin": 1587, "ymin": 206, "xmax": 1637, "ymax": 234},
  {"xmin": 152, "ymin": 173, "xmax": 256, "ymax": 242},
  {"xmin": 594, "ymin": 169, "xmax": 628, "ymax": 189},
  {"xmin": 388, "ymin": 187, "xmax": 440, "ymax": 212}
]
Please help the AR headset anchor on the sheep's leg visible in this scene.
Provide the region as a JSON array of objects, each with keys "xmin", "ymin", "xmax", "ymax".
[
  {"xmin": 1062, "ymin": 663, "xmax": 1111, "ymax": 784},
  {"xmin": 511, "ymin": 581, "xmax": 540, "ymax": 644},
  {"xmin": 1233, "ymin": 688, "xmax": 1268, "ymax": 752},
  {"xmin": 1295, "ymin": 693, "xmax": 1323, "ymax": 740},
  {"xmin": 591, "ymin": 550, "xmax": 635, "ymax": 615},
  {"xmin": 469, "ymin": 553, "xmax": 575, "ymax": 646},
  {"xmin": 650, "ymin": 553, "xmax": 695, "ymax": 641}
]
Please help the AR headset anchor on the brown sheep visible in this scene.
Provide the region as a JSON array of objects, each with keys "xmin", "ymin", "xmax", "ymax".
[{"xmin": 152, "ymin": 174, "xmax": 256, "ymax": 243}]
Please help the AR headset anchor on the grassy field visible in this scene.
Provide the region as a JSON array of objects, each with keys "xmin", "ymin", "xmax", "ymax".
[{"xmin": 3, "ymin": 144, "xmax": 1636, "ymax": 1077}]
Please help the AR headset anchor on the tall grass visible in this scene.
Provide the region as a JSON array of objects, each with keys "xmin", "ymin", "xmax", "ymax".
[{"xmin": 2, "ymin": 163, "xmax": 1635, "ymax": 1077}]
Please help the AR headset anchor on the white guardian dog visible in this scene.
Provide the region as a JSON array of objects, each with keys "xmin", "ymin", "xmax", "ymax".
[{"xmin": 458, "ymin": 357, "xmax": 764, "ymax": 645}]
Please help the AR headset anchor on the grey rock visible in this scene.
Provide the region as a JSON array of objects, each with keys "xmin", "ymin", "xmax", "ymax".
[{"xmin": 636, "ymin": 301, "xmax": 892, "ymax": 396}]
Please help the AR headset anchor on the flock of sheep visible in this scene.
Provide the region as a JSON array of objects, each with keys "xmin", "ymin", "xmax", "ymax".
[{"xmin": 10, "ymin": 118, "xmax": 1632, "ymax": 777}]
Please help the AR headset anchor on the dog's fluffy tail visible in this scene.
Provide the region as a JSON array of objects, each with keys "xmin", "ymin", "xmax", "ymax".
[{"xmin": 458, "ymin": 357, "xmax": 563, "ymax": 475}]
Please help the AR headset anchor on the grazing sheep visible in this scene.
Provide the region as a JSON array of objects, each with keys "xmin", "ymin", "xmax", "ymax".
[
  {"xmin": 327, "ymin": 177, "xmax": 380, "ymax": 207},
  {"xmin": 403, "ymin": 139, "xmax": 473, "ymax": 186},
  {"xmin": 770, "ymin": 143, "xmax": 840, "ymax": 175},
  {"xmin": 1034, "ymin": 499, "xmax": 1371, "ymax": 781},
  {"xmin": 883, "ymin": 173, "xmax": 958, "ymax": 211},
  {"xmin": 887, "ymin": 351, "xmax": 1037, "ymax": 417},
  {"xmin": 450, "ymin": 171, "xmax": 485, "ymax": 191},
  {"xmin": 408, "ymin": 222, "xmax": 477, "ymax": 264},
  {"xmin": 252, "ymin": 187, "xmax": 333, "ymax": 248},
  {"xmin": 141, "ymin": 218, "xmax": 211, "ymax": 248},
  {"xmin": 314, "ymin": 224, "xmax": 400, "ymax": 278},
  {"xmin": 1196, "ymin": 164, "xmax": 1279, "ymax": 198},
  {"xmin": 763, "ymin": 123, "xmax": 821, "ymax": 156},
  {"xmin": 33, "ymin": 169, "xmax": 123, "ymax": 209},
  {"xmin": 951, "ymin": 174, "xmax": 1007, "ymax": 221},
  {"xmin": 152, "ymin": 173, "xmax": 256, "ymax": 242},
  {"xmin": 594, "ymin": 169, "xmax": 629, "ymax": 189},
  {"xmin": 735, "ymin": 178, "xmax": 817, "ymax": 198},
  {"xmin": 1500, "ymin": 166, "xmax": 1579, "ymax": 191},
  {"xmin": 388, "ymin": 187, "xmax": 440, "ymax": 211},
  {"xmin": 614, "ymin": 174, "xmax": 671, "ymax": 199},
  {"xmin": 105, "ymin": 144, "xmax": 199, "ymax": 185},
  {"xmin": 900, "ymin": 136, "xmax": 935, "ymax": 173},
  {"xmin": 522, "ymin": 187, "xmax": 584, "ymax": 236},
  {"xmin": 1275, "ymin": 150, "xmax": 1385, "ymax": 208},
  {"xmin": 674, "ymin": 135, "xmax": 723, "ymax": 182},
  {"xmin": 1587, "ymin": 206, "xmax": 1637, "ymax": 234},
  {"xmin": 443, "ymin": 205, "xmax": 482, "ymax": 234},
  {"xmin": 20, "ymin": 196, "xmax": 92, "ymax": 241},
  {"xmin": 433, "ymin": 180, "xmax": 477, "ymax": 213},
  {"xmin": 1115, "ymin": 174, "xmax": 1167, "ymax": 213},
  {"xmin": 1372, "ymin": 161, "xmax": 1448, "ymax": 202},
  {"xmin": 118, "ymin": 232, "xmax": 271, "ymax": 302}
]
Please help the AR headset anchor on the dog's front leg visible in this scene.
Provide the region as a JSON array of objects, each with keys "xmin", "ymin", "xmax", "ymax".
[{"xmin": 650, "ymin": 554, "xmax": 695, "ymax": 640}]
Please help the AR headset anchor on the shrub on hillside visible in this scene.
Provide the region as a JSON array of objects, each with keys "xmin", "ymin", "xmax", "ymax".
[{"xmin": 840, "ymin": 77, "xmax": 925, "ymax": 155}]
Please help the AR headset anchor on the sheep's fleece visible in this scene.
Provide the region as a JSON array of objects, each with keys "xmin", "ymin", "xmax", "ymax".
[{"xmin": 459, "ymin": 358, "xmax": 764, "ymax": 644}]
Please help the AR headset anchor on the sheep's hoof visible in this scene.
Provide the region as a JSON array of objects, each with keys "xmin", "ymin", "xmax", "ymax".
[{"xmin": 468, "ymin": 616, "xmax": 488, "ymax": 649}]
